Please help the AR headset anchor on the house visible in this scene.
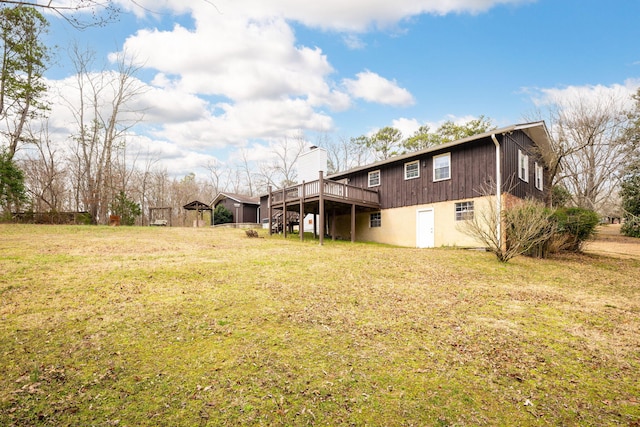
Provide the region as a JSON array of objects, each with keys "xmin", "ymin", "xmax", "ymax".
[
  {"xmin": 261, "ymin": 121, "xmax": 552, "ymax": 248},
  {"xmin": 211, "ymin": 192, "xmax": 260, "ymax": 225}
]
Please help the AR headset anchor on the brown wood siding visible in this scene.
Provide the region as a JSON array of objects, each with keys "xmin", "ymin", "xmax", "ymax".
[
  {"xmin": 216, "ymin": 198, "xmax": 259, "ymax": 223},
  {"xmin": 241, "ymin": 205, "xmax": 258, "ymax": 223},
  {"xmin": 260, "ymin": 196, "xmax": 269, "ymax": 222},
  {"xmin": 340, "ymin": 137, "xmax": 498, "ymax": 209},
  {"xmin": 501, "ymin": 131, "xmax": 546, "ymax": 202}
]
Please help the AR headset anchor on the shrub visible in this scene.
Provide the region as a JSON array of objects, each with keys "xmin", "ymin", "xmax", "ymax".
[
  {"xmin": 503, "ymin": 200, "xmax": 557, "ymax": 260},
  {"xmin": 552, "ymin": 207, "xmax": 600, "ymax": 252},
  {"xmin": 621, "ymin": 217, "xmax": 640, "ymax": 238},
  {"xmin": 459, "ymin": 197, "xmax": 556, "ymax": 262},
  {"xmin": 551, "ymin": 184, "xmax": 572, "ymax": 208},
  {"xmin": 214, "ymin": 205, "xmax": 233, "ymax": 224},
  {"xmin": 620, "ymin": 169, "xmax": 640, "ymax": 237}
]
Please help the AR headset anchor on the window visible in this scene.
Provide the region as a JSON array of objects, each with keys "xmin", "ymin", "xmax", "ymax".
[
  {"xmin": 370, "ymin": 212, "xmax": 381, "ymax": 228},
  {"xmin": 368, "ymin": 170, "xmax": 380, "ymax": 187},
  {"xmin": 433, "ymin": 153, "xmax": 451, "ymax": 181},
  {"xmin": 535, "ymin": 162, "xmax": 544, "ymax": 191},
  {"xmin": 455, "ymin": 201, "xmax": 474, "ymax": 221},
  {"xmin": 404, "ymin": 160, "xmax": 420, "ymax": 180},
  {"xmin": 518, "ymin": 150, "xmax": 529, "ymax": 182}
]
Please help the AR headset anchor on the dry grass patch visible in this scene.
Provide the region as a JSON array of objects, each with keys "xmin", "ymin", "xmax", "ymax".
[{"xmin": 1, "ymin": 224, "xmax": 639, "ymax": 426}]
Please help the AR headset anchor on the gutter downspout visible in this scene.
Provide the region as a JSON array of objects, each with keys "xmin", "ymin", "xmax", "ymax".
[{"xmin": 491, "ymin": 134, "xmax": 502, "ymax": 248}]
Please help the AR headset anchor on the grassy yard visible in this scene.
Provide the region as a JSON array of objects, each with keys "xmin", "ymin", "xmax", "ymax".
[{"xmin": 1, "ymin": 224, "xmax": 639, "ymax": 426}]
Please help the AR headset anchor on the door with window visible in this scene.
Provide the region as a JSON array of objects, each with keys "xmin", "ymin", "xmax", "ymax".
[{"xmin": 416, "ymin": 208, "xmax": 435, "ymax": 248}]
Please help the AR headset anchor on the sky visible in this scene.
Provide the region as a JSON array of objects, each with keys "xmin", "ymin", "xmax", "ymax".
[{"xmin": 36, "ymin": 0, "xmax": 640, "ymax": 178}]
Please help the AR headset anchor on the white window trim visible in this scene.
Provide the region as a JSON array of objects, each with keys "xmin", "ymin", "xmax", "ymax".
[
  {"xmin": 433, "ymin": 153, "xmax": 451, "ymax": 182},
  {"xmin": 368, "ymin": 170, "xmax": 381, "ymax": 187},
  {"xmin": 518, "ymin": 150, "xmax": 529, "ymax": 182},
  {"xmin": 455, "ymin": 201, "xmax": 474, "ymax": 221},
  {"xmin": 370, "ymin": 212, "xmax": 381, "ymax": 228},
  {"xmin": 404, "ymin": 160, "xmax": 420, "ymax": 180},
  {"xmin": 535, "ymin": 162, "xmax": 544, "ymax": 191}
]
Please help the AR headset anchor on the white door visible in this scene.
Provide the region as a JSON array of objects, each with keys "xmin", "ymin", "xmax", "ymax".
[{"xmin": 416, "ymin": 209, "xmax": 435, "ymax": 248}]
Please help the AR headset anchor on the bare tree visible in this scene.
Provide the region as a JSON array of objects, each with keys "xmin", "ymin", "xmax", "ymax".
[
  {"xmin": 133, "ymin": 148, "xmax": 160, "ymax": 225},
  {"xmin": 257, "ymin": 133, "xmax": 307, "ymax": 188},
  {"xmin": 205, "ymin": 158, "xmax": 228, "ymax": 196},
  {"xmin": 21, "ymin": 119, "xmax": 68, "ymax": 212},
  {"xmin": 318, "ymin": 133, "xmax": 371, "ymax": 174},
  {"xmin": 236, "ymin": 148, "xmax": 256, "ymax": 196},
  {"xmin": 527, "ymin": 90, "xmax": 631, "ymax": 212},
  {"xmin": 62, "ymin": 46, "xmax": 145, "ymax": 224}
]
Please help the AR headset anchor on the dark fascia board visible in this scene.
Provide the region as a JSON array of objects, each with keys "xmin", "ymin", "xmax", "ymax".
[{"xmin": 327, "ymin": 121, "xmax": 552, "ymax": 179}]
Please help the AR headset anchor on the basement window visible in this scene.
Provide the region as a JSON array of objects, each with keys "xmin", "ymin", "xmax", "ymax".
[
  {"xmin": 455, "ymin": 201, "xmax": 474, "ymax": 221},
  {"xmin": 370, "ymin": 212, "xmax": 381, "ymax": 228}
]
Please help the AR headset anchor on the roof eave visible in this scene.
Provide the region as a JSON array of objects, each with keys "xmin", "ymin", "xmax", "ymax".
[
  {"xmin": 211, "ymin": 192, "xmax": 260, "ymax": 206},
  {"xmin": 327, "ymin": 121, "xmax": 551, "ymax": 180}
]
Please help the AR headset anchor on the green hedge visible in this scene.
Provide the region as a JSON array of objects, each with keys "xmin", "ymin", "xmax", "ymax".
[{"xmin": 552, "ymin": 207, "xmax": 600, "ymax": 252}]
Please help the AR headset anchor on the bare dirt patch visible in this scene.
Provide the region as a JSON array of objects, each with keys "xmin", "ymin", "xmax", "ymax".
[{"xmin": 584, "ymin": 224, "xmax": 640, "ymax": 259}]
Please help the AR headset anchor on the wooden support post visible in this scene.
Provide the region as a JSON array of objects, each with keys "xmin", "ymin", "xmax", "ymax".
[
  {"xmin": 268, "ymin": 186, "xmax": 273, "ymax": 236},
  {"xmin": 351, "ymin": 204, "xmax": 356, "ymax": 243},
  {"xmin": 300, "ymin": 181, "xmax": 305, "ymax": 241},
  {"xmin": 282, "ymin": 187, "xmax": 287, "ymax": 238},
  {"xmin": 319, "ymin": 171, "xmax": 324, "ymax": 246},
  {"xmin": 331, "ymin": 207, "xmax": 336, "ymax": 241},
  {"xmin": 313, "ymin": 208, "xmax": 317, "ymax": 238}
]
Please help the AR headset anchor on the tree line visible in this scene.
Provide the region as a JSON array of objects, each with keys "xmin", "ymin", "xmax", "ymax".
[{"xmin": 0, "ymin": 3, "xmax": 639, "ymax": 232}]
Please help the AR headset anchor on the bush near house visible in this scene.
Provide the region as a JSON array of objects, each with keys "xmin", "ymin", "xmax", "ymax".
[
  {"xmin": 525, "ymin": 206, "xmax": 600, "ymax": 258},
  {"xmin": 214, "ymin": 205, "xmax": 233, "ymax": 224},
  {"xmin": 552, "ymin": 207, "xmax": 600, "ymax": 252},
  {"xmin": 461, "ymin": 199, "xmax": 600, "ymax": 262}
]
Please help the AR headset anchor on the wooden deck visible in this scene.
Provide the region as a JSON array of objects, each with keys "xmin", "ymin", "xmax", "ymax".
[
  {"xmin": 267, "ymin": 172, "xmax": 380, "ymax": 244},
  {"xmin": 270, "ymin": 179, "xmax": 380, "ymax": 209}
]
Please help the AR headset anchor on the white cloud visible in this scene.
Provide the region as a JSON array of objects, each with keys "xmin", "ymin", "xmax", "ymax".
[
  {"xmin": 343, "ymin": 71, "xmax": 415, "ymax": 107},
  {"xmin": 342, "ymin": 34, "xmax": 366, "ymax": 50},
  {"xmin": 529, "ymin": 79, "xmax": 640, "ymax": 110},
  {"xmin": 132, "ymin": 84, "xmax": 209, "ymax": 124},
  {"xmin": 391, "ymin": 117, "xmax": 422, "ymax": 137},
  {"xmin": 152, "ymin": 98, "xmax": 334, "ymax": 152},
  {"xmin": 119, "ymin": 16, "xmax": 336, "ymax": 101},
  {"xmin": 118, "ymin": 0, "xmax": 533, "ymax": 31}
]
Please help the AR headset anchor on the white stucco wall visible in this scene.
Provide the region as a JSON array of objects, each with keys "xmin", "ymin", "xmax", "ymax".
[{"xmin": 333, "ymin": 196, "xmax": 497, "ymax": 248}]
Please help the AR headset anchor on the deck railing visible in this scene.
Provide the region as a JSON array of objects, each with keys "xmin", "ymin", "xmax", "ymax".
[{"xmin": 271, "ymin": 178, "xmax": 379, "ymax": 205}]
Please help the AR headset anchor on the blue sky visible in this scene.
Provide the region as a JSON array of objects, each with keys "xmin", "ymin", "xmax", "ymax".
[{"xmin": 38, "ymin": 0, "xmax": 640, "ymax": 177}]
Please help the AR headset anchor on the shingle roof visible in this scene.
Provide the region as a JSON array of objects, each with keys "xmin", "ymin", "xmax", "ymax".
[{"xmin": 211, "ymin": 192, "xmax": 260, "ymax": 206}]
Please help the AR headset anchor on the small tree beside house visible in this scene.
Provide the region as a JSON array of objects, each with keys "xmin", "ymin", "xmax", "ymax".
[{"xmin": 214, "ymin": 205, "xmax": 233, "ymax": 224}]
